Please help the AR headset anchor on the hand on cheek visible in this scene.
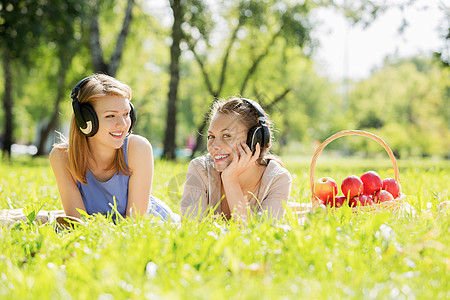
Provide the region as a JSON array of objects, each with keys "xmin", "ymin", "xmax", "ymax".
[{"xmin": 222, "ymin": 141, "xmax": 260, "ymax": 179}]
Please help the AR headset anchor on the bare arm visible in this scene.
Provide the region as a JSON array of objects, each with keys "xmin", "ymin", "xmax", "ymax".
[
  {"xmin": 126, "ymin": 135, "xmax": 154, "ymax": 217},
  {"xmin": 49, "ymin": 147, "xmax": 87, "ymax": 218}
]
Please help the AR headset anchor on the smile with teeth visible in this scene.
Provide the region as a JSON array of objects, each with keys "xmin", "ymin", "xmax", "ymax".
[
  {"xmin": 110, "ymin": 132, "xmax": 123, "ymax": 138},
  {"xmin": 214, "ymin": 154, "xmax": 229, "ymax": 161}
]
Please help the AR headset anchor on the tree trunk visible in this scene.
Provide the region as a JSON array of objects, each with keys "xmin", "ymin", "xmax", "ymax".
[
  {"xmin": 2, "ymin": 50, "xmax": 13, "ymax": 160},
  {"xmin": 35, "ymin": 57, "xmax": 70, "ymax": 156},
  {"xmin": 162, "ymin": 0, "xmax": 182, "ymax": 160},
  {"xmin": 89, "ymin": 0, "xmax": 134, "ymax": 76},
  {"xmin": 89, "ymin": 2, "xmax": 107, "ymax": 74},
  {"xmin": 109, "ymin": 0, "xmax": 134, "ymax": 77}
]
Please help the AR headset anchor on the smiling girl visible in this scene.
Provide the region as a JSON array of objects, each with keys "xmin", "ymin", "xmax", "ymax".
[
  {"xmin": 181, "ymin": 97, "xmax": 292, "ymax": 221},
  {"xmin": 50, "ymin": 74, "xmax": 177, "ymax": 222}
]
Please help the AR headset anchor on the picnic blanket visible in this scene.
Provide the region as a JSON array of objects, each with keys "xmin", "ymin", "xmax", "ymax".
[{"xmin": 0, "ymin": 208, "xmax": 84, "ymax": 228}]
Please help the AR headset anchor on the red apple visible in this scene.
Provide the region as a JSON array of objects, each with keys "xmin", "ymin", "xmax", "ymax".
[
  {"xmin": 373, "ymin": 190, "xmax": 394, "ymax": 203},
  {"xmin": 341, "ymin": 175, "xmax": 364, "ymax": 199},
  {"xmin": 326, "ymin": 195, "xmax": 346, "ymax": 208},
  {"xmin": 359, "ymin": 194, "xmax": 374, "ymax": 206},
  {"xmin": 314, "ymin": 177, "xmax": 338, "ymax": 202},
  {"xmin": 382, "ymin": 178, "xmax": 400, "ymax": 198},
  {"xmin": 349, "ymin": 194, "xmax": 374, "ymax": 207},
  {"xmin": 360, "ymin": 171, "xmax": 383, "ymax": 195}
]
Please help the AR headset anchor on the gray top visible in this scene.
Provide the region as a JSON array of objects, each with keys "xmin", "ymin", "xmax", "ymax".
[{"xmin": 181, "ymin": 154, "xmax": 292, "ymax": 220}]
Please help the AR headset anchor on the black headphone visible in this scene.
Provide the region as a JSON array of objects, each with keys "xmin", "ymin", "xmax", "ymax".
[
  {"xmin": 71, "ymin": 76, "xmax": 136, "ymax": 137},
  {"xmin": 240, "ymin": 98, "xmax": 270, "ymax": 153}
]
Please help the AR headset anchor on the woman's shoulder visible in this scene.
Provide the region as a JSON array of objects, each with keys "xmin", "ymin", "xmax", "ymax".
[
  {"xmin": 189, "ymin": 153, "xmax": 213, "ymax": 168},
  {"xmin": 49, "ymin": 146, "xmax": 68, "ymax": 164},
  {"xmin": 265, "ymin": 159, "xmax": 292, "ymax": 179},
  {"xmin": 127, "ymin": 134, "xmax": 152, "ymax": 153},
  {"xmin": 126, "ymin": 135, "xmax": 153, "ymax": 168},
  {"xmin": 127, "ymin": 134, "xmax": 152, "ymax": 147},
  {"xmin": 49, "ymin": 146, "xmax": 72, "ymax": 178},
  {"xmin": 187, "ymin": 154, "xmax": 215, "ymax": 178},
  {"xmin": 186, "ymin": 154, "xmax": 215, "ymax": 186}
]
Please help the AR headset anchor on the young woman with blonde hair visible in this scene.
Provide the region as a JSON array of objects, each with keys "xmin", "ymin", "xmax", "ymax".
[
  {"xmin": 181, "ymin": 97, "xmax": 292, "ymax": 221},
  {"xmin": 50, "ymin": 74, "xmax": 178, "ymax": 222}
]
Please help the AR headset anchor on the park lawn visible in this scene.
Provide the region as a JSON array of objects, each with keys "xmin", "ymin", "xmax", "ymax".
[{"xmin": 0, "ymin": 156, "xmax": 448, "ymax": 299}]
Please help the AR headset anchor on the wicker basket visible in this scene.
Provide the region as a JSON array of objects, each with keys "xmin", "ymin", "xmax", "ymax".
[{"xmin": 310, "ymin": 130, "xmax": 406, "ymax": 212}]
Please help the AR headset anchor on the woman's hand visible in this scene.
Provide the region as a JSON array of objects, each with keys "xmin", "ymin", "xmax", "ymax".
[
  {"xmin": 221, "ymin": 141, "xmax": 260, "ymax": 181},
  {"xmin": 220, "ymin": 141, "xmax": 260, "ymax": 223}
]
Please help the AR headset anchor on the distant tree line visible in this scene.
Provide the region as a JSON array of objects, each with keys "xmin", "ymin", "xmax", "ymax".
[{"xmin": 1, "ymin": 0, "xmax": 448, "ymax": 161}]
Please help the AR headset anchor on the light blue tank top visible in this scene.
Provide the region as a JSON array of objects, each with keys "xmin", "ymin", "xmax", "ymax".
[{"xmin": 77, "ymin": 137, "xmax": 130, "ymax": 218}]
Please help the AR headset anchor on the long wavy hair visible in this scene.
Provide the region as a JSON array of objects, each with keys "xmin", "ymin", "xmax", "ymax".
[
  {"xmin": 57, "ymin": 74, "xmax": 132, "ymax": 184},
  {"xmin": 209, "ymin": 97, "xmax": 284, "ymax": 167}
]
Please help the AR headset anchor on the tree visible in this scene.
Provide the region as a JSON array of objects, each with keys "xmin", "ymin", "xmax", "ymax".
[
  {"xmin": 162, "ymin": 0, "xmax": 183, "ymax": 159},
  {"xmin": 182, "ymin": 0, "xmax": 314, "ymax": 157},
  {"xmin": 89, "ymin": 0, "xmax": 135, "ymax": 76},
  {"xmin": 35, "ymin": 1, "xmax": 88, "ymax": 156},
  {"xmin": 348, "ymin": 56, "xmax": 450, "ymax": 158},
  {"xmin": 161, "ymin": 0, "xmax": 210, "ymax": 159},
  {"xmin": 142, "ymin": 0, "xmax": 394, "ymax": 160},
  {"xmin": 1, "ymin": 1, "xmax": 48, "ymax": 159}
]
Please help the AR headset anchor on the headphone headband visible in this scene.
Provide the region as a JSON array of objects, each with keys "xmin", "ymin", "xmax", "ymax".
[
  {"xmin": 240, "ymin": 98, "xmax": 266, "ymax": 126},
  {"xmin": 71, "ymin": 77, "xmax": 91, "ymax": 101}
]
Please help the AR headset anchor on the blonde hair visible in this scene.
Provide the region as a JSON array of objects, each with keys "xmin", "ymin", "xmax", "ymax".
[
  {"xmin": 59, "ymin": 74, "xmax": 132, "ymax": 184},
  {"xmin": 209, "ymin": 97, "xmax": 284, "ymax": 167}
]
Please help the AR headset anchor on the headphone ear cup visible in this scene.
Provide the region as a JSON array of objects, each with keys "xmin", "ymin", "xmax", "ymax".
[
  {"xmin": 129, "ymin": 102, "xmax": 136, "ymax": 133},
  {"xmin": 247, "ymin": 126, "xmax": 263, "ymax": 154},
  {"xmin": 72, "ymin": 100, "xmax": 86, "ymax": 131},
  {"xmin": 261, "ymin": 125, "xmax": 270, "ymax": 148},
  {"xmin": 79, "ymin": 103, "xmax": 99, "ymax": 137}
]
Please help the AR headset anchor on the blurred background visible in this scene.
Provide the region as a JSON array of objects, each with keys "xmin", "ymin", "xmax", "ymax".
[{"xmin": 0, "ymin": 0, "xmax": 448, "ymax": 161}]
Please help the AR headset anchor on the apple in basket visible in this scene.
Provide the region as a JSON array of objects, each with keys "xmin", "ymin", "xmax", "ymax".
[
  {"xmin": 327, "ymin": 195, "xmax": 346, "ymax": 208},
  {"xmin": 349, "ymin": 194, "xmax": 374, "ymax": 207},
  {"xmin": 314, "ymin": 177, "xmax": 338, "ymax": 202},
  {"xmin": 341, "ymin": 175, "xmax": 364, "ymax": 199},
  {"xmin": 373, "ymin": 190, "xmax": 394, "ymax": 203},
  {"xmin": 360, "ymin": 171, "xmax": 383, "ymax": 195},
  {"xmin": 382, "ymin": 178, "xmax": 400, "ymax": 198}
]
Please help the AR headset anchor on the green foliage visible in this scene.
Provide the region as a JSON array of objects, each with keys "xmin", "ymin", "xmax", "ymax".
[
  {"xmin": 0, "ymin": 157, "xmax": 449, "ymax": 298},
  {"xmin": 1, "ymin": 1, "xmax": 449, "ymax": 159},
  {"xmin": 347, "ymin": 56, "xmax": 450, "ymax": 158},
  {"xmin": 115, "ymin": 4, "xmax": 171, "ymax": 146},
  {"xmin": 0, "ymin": 0, "xmax": 86, "ymax": 61},
  {"xmin": 0, "ymin": 1, "xmax": 45, "ymax": 62}
]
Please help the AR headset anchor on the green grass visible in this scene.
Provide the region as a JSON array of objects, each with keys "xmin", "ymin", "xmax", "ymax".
[{"xmin": 0, "ymin": 156, "xmax": 449, "ymax": 299}]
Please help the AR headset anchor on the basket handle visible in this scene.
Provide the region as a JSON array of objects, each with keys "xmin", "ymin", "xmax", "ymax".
[{"xmin": 310, "ymin": 130, "xmax": 401, "ymax": 208}]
